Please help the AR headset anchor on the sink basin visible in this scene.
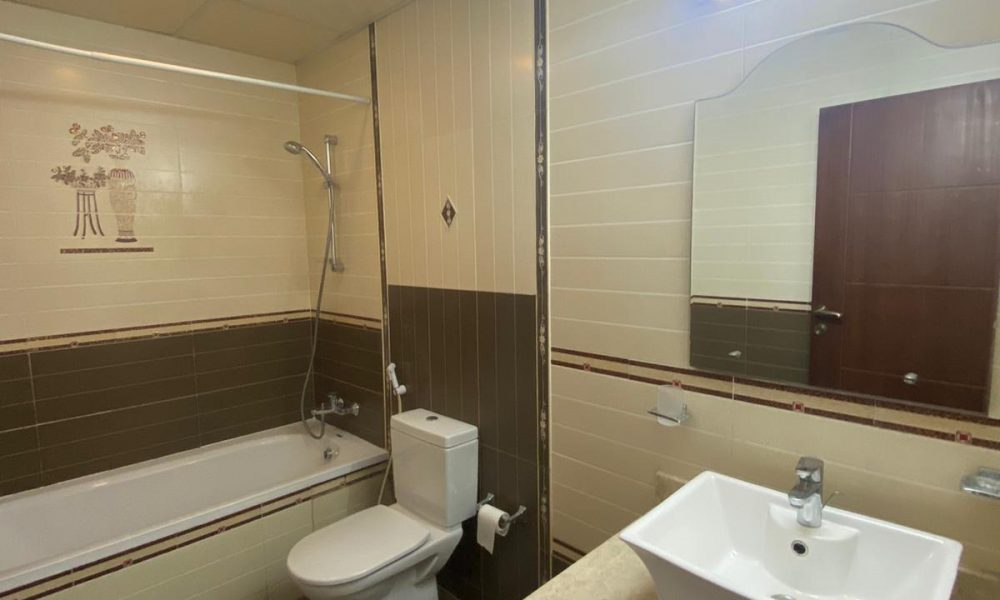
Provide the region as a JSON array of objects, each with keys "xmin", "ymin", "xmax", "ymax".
[{"xmin": 620, "ymin": 472, "xmax": 962, "ymax": 600}]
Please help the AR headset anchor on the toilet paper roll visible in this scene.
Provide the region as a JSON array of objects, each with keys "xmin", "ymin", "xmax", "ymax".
[{"xmin": 476, "ymin": 504, "xmax": 509, "ymax": 554}]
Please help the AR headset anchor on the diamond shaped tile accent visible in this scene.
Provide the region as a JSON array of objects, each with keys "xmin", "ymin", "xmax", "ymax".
[{"xmin": 441, "ymin": 197, "xmax": 456, "ymax": 227}]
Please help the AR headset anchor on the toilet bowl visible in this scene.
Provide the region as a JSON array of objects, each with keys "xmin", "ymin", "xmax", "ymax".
[
  {"xmin": 287, "ymin": 409, "xmax": 478, "ymax": 600},
  {"xmin": 287, "ymin": 504, "xmax": 461, "ymax": 600}
]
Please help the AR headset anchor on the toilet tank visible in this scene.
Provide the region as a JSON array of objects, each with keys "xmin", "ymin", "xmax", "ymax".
[{"xmin": 391, "ymin": 409, "xmax": 478, "ymax": 529}]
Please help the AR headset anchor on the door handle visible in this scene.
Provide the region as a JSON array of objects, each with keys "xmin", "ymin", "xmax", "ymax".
[{"xmin": 812, "ymin": 305, "xmax": 844, "ymax": 322}]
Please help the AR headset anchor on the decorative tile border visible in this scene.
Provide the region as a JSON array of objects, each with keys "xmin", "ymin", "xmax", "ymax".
[
  {"xmin": 690, "ymin": 295, "xmax": 813, "ymax": 313},
  {"xmin": 0, "ymin": 463, "xmax": 387, "ymax": 600},
  {"xmin": 535, "ymin": 0, "xmax": 551, "ymax": 585},
  {"xmin": 318, "ymin": 310, "xmax": 383, "ymax": 330},
  {"xmin": 0, "ymin": 310, "xmax": 381, "ymax": 355},
  {"xmin": 368, "ymin": 22, "xmax": 394, "ymax": 453},
  {"xmin": 59, "ymin": 247, "xmax": 154, "ymax": 254},
  {"xmin": 552, "ymin": 347, "xmax": 1000, "ymax": 451}
]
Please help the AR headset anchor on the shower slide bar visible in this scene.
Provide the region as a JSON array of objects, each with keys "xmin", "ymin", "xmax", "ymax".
[{"xmin": 0, "ymin": 31, "xmax": 371, "ymax": 104}]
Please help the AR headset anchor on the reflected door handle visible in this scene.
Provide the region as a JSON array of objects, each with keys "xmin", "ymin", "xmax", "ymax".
[
  {"xmin": 903, "ymin": 372, "xmax": 919, "ymax": 385},
  {"xmin": 812, "ymin": 305, "xmax": 844, "ymax": 322}
]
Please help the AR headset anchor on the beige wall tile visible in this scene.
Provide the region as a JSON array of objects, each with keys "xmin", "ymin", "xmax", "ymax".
[
  {"xmin": 552, "ymin": 448, "xmax": 658, "ymax": 515},
  {"xmin": 552, "ymin": 509, "xmax": 616, "ymax": 554},
  {"xmin": 0, "ymin": 2, "xmax": 311, "ymax": 342},
  {"xmin": 548, "ymin": 0, "xmax": 630, "ymax": 31},
  {"xmin": 552, "ymin": 482, "xmax": 640, "ymax": 534},
  {"xmin": 553, "ymin": 318, "xmax": 690, "ymax": 367},
  {"xmin": 551, "ymin": 183, "xmax": 692, "ymax": 227},
  {"xmin": 552, "ymin": 288, "xmax": 688, "ymax": 331},
  {"xmin": 551, "ymin": 221, "xmax": 690, "ymax": 260},
  {"xmin": 552, "ymin": 257, "xmax": 689, "ymax": 295},
  {"xmin": 375, "ymin": 0, "xmax": 536, "ymax": 295},
  {"xmin": 295, "ymin": 29, "xmax": 382, "ymax": 322},
  {"xmin": 548, "ymin": 4, "xmax": 1000, "ymax": 575}
]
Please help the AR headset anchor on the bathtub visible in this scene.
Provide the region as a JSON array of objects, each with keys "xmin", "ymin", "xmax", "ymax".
[{"xmin": 0, "ymin": 422, "xmax": 387, "ymax": 596}]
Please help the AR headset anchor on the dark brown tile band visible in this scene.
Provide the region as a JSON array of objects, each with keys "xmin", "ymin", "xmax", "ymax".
[
  {"xmin": 0, "ymin": 320, "xmax": 334, "ymax": 496},
  {"xmin": 388, "ymin": 285, "xmax": 540, "ymax": 600},
  {"xmin": 313, "ymin": 321, "xmax": 384, "ymax": 448},
  {"xmin": 972, "ymin": 438, "xmax": 1000, "ymax": 450}
]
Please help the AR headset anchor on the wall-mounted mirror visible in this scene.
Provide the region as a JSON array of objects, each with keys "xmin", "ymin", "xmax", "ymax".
[{"xmin": 690, "ymin": 23, "xmax": 1000, "ymax": 417}]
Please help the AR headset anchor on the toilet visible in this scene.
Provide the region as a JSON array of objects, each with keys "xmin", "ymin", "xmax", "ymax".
[{"xmin": 287, "ymin": 409, "xmax": 478, "ymax": 600}]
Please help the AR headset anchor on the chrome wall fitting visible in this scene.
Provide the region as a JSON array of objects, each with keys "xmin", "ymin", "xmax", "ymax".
[
  {"xmin": 646, "ymin": 405, "xmax": 690, "ymax": 425},
  {"xmin": 477, "ymin": 492, "xmax": 527, "ymax": 536},
  {"xmin": 961, "ymin": 467, "xmax": 1000, "ymax": 500}
]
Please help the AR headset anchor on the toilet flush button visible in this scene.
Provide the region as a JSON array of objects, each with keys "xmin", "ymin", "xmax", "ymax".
[{"xmin": 426, "ymin": 415, "xmax": 438, "ymax": 421}]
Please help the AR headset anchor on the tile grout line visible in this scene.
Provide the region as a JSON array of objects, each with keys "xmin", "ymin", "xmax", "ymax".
[{"xmin": 26, "ymin": 353, "xmax": 42, "ymax": 486}]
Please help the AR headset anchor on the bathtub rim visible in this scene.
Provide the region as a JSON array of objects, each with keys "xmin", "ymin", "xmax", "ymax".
[{"xmin": 0, "ymin": 422, "xmax": 388, "ymax": 594}]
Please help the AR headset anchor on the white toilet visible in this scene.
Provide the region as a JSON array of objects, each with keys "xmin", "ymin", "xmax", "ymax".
[{"xmin": 287, "ymin": 409, "xmax": 478, "ymax": 600}]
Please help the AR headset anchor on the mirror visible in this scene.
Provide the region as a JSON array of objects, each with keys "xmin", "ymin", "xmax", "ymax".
[{"xmin": 690, "ymin": 23, "xmax": 1000, "ymax": 416}]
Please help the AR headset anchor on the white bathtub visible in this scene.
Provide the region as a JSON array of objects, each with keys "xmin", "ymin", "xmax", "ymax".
[{"xmin": 0, "ymin": 422, "xmax": 387, "ymax": 594}]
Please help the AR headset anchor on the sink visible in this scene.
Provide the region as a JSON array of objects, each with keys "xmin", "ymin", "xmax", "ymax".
[{"xmin": 620, "ymin": 472, "xmax": 962, "ymax": 600}]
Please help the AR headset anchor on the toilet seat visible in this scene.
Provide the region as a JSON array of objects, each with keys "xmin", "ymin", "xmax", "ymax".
[{"xmin": 288, "ymin": 505, "xmax": 431, "ymax": 587}]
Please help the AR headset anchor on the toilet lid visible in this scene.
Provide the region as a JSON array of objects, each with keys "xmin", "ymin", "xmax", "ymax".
[{"xmin": 287, "ymin": 505, "xmax": 431, "ymax": 586}]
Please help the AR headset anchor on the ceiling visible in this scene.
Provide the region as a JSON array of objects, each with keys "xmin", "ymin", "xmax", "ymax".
[{"xmin": 10, "ymin": 0, "xmax": 410, "ymax": 63}]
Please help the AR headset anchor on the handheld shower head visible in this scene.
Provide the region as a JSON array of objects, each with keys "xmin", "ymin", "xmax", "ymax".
[{"xmin": 283, "ymin": 140, "xmax": 334, "ymax": 187}]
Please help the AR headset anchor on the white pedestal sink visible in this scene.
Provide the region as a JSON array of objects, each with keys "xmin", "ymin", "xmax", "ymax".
[{"xmin": 620, "ymin": 472, "xmax": 962, "ymax": 600}]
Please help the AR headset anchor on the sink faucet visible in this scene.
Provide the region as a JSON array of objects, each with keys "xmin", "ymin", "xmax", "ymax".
[{"xmin": 788, "ymin": 457, "xmax": 824, "ymax": 528}]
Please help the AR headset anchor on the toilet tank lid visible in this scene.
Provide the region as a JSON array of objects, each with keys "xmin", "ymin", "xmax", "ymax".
[{"xmin": 391, "ymin": 409, "xmax": 478, "ymax": 448}]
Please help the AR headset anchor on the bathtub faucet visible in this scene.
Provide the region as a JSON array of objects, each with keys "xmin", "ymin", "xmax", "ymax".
[{"xmin": 313, "ymin": 392, "xmax": 359, "ymax": 419}]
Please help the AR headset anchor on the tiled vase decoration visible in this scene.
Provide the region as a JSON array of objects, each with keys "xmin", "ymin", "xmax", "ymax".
[
  {"xmin": 51, "ymin": 123, "xmax": 147, "ymax": 247},
  {"xmin": 108, "ymin": 168, "xmax": 138, "ymax": 242}
]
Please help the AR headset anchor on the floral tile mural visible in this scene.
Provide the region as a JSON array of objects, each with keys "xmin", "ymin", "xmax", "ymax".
[{"xmin": 53, "ymin": 123, "xmax": 152, "ymax": 254}]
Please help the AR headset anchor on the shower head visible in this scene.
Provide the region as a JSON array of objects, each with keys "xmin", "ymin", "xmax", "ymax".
[{"xmin": 283, "ymin": 140, "xmax": 334, "ymax": 187}]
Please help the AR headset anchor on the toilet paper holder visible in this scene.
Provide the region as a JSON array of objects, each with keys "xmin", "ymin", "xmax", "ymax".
[{"xmin": 477, "ymin": 493, "xmax": 527, "ymax": 534}]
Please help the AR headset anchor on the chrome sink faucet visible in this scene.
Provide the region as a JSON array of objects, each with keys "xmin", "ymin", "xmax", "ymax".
[{"xmin": 788, "ymin": 457, "xmax": 825, "ymax": 528}]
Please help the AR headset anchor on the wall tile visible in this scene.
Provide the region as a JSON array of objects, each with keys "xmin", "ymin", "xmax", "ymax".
[
  {"xmin": 0, "ymin": 2, "xmax": 309, "ymax": 346},
  {"xmin": 0, "ymin": 320, "xmax": 330, "ymax": 497},
  {"xmin": 386, "ymin": 285, "xmax": 539, "ymax": 599},
  {"xmin": 376, "ymin": 0, "xmax": 536, "ymax": 295},
  {"xmin": 549, "ymin": 3, "xmax": 1000, "ymax": 595},
  {"xmin": 313, "ymin": 321, "xmax": 385, "ymax": 448}
]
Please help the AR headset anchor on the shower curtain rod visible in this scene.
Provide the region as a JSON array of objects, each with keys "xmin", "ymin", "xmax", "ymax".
[{"xmin": 0, "ymin": 31, "xmax": 372, "ymax": 104}]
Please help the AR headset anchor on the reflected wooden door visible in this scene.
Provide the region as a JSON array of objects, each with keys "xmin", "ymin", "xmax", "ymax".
[{"xmin": 810, "ymin": 79, "xmax": 1000, "ymax": 412}]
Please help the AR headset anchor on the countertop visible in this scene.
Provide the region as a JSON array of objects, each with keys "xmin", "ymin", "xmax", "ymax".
[{"xmin": 528, "ymin": 536, "xmax": 656, "ymax": 600}]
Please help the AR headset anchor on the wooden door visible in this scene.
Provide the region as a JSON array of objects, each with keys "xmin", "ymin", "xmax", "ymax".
[{"xmin": 810, "ymin": 79, "xmax": 1000, "ymax": 412}]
